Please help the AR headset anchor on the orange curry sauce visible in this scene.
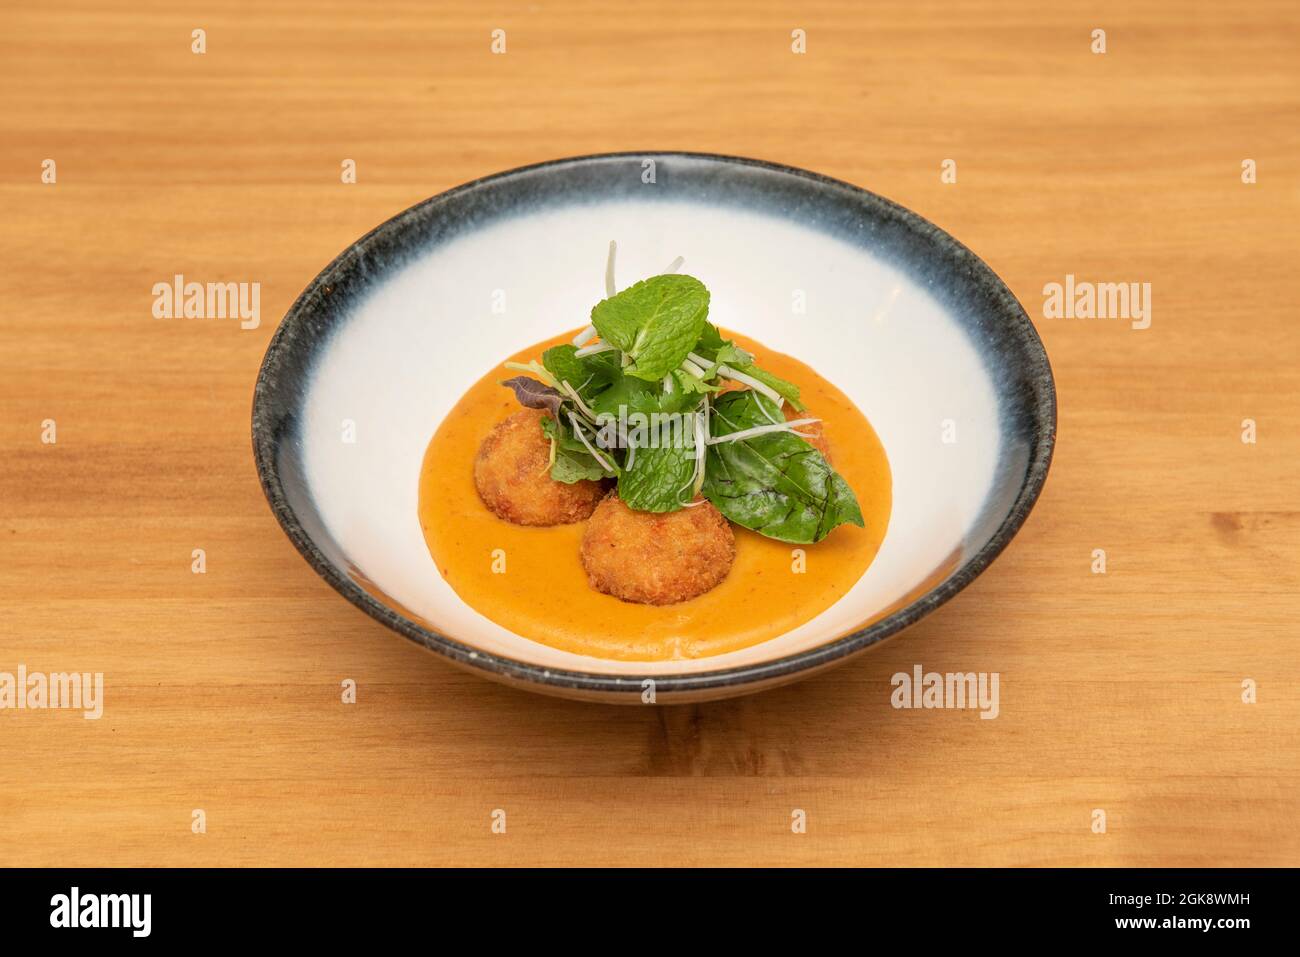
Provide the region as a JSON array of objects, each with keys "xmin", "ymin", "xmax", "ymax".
[{"xmin": 418, "ymin": 332, "xmax": 892, "ymax": 661}]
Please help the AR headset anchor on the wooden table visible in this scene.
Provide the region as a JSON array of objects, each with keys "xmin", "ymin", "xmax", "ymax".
[{"xmin": 2, "ymin": 0, "xmax": 1297, "ymax": 867}]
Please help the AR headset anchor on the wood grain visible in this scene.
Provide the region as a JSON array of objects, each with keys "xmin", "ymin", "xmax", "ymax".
[{"xmin": 1, "ymin": 0, "xmax": 1297, "ymax": 866}]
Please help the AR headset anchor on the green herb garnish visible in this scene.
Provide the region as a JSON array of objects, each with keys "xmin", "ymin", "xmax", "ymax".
[
  {"xmin": 500, "ymin": 243, "xmax": 865, "ymax": 543},
  {"xmin": 540, "ymin": 414, "xmax": 619, "ymax": 483},
  {"xmin": 704, "ymin": 390, "xmax": 863, "ymax": 543},
  {"xmin": 590, "ymin": 274, "xmax": 710, "ymax": 380}
]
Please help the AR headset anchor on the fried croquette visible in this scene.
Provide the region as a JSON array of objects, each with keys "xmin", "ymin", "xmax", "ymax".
[
  {"xmin": 580, "ymin": 493, "xmax": 736, "ymax": 605},
  {"xmin": 474, "ymin": 408, "xmax": 605, "ymax": 525}
]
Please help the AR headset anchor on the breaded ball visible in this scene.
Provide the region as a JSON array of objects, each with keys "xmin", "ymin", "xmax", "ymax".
[
  {"xmin": 580, "ymin": 493, "xmax": 736, "ymax": 605},
  {"xmin": 474, "ymin": 409, "xmax": 605, "ymax": 526},
  {"xmin": 785, "ymin": 403, "xmax": 831, "ymax": 462}
]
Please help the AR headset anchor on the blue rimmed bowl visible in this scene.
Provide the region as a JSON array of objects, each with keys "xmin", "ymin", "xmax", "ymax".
[{"xmin": 252, "ymin": 152, "xmax": 1055, "ymax": 703}]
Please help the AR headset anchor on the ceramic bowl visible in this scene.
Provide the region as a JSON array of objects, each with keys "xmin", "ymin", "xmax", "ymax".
[{"xmin": 252, "ymin": 152, "xmax": 1055, "ymax": 703}]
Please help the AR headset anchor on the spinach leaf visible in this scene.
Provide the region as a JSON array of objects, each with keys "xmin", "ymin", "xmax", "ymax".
[
  {"xmin": 590, "ymin": 275, "xmax": 709, "ymax": 381},
  {"xmin": 703, "ymin": 390, "xmax": 863, "ymax": 543}
]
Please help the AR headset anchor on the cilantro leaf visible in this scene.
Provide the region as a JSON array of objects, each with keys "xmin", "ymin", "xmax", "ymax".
[
  {"xmin": 694, "ymin": 324, "xmax": 755, "ymax": 369},
  {"xmin": 589, "ymin": 370, "xmax": 658, "ymax": 419},
  {"xmin": 540, "ymin": 415, "xmax": 617, "ymax": 483},
  {"xmin": 691, "ymin": 325, "xmax": 800, "ymax": 408}
]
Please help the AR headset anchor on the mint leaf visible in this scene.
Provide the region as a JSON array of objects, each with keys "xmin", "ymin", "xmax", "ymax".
[
  {"xmin": 541, "ymin": 345, "xmax": 586, "ymax": 386},
  {"xmin": 542, "ymin": 344, "xmax": 618, "ymax": 395},
  {"xmin": 589, "ymin": 370, "xmax": 658, "ymax": 419},
  {"xmin": 618, "ymin": 436, "xmax": 698, "ymax": 512},
  {"xmin": 703, "ymin": 390, "xmax": 862, "ymax": 543},
  {"xmin": 585, "ymin": 376, "xmax": 704, "ymax": 511},
  {"xmin": 590, "ymin": 275, "xmax": 709, "ymax": 381}
]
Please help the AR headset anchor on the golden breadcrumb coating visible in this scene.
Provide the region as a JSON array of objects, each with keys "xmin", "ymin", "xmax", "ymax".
[
  {"xmin": 580, "ymin": 492, "xmax": 736, "ymax": 605},
  {"xmin": 474, "ymin": 409, "xmax": 605, "ymax": 526}
]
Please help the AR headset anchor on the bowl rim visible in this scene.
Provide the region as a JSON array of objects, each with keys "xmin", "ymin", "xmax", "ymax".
[{"xmin": 252, "ymin": 150, "xmax": 1057, "ymax": 696}]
